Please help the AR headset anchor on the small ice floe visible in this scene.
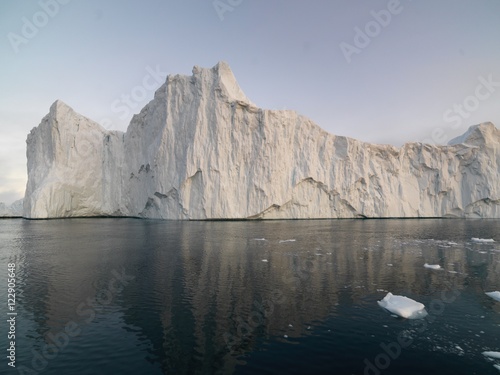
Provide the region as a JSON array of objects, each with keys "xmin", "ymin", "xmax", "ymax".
[
  {"xmin": 424, "ymin": 263, "xmax": 441, "ymax": 270},
  {"xmin": 279, "ymin": 239, "xmax": 296, "ymax": 243},
  {"xmin": 486, "ymin": 291, "xmax": 500, "ymax": 302},
  {"xmin": 472, "ymin": 238, "xmax": 495, "ymax": 243},
  {"xmin": 377, "ymin": 292, "xmax": 427, "ymax": 319},
  {"xmin": 307, "ymin": 326, "xmax": 311, "ymax": 330},
  {"xmin": 482, "ymin": 351, "xmax": 500, "ymax": 360},
  {"xmin": 448, "ymin": 271, "xmax": 458, "ymax": 274},
  {"xmin": 253, "ymin": 238, "xmax": 267, "ymax": 241},
  {"xmin": 493, "ymin": 364, "xmax": 500, "ymax": 372},
  {"xmin": 261, "ymin": 259, "xmax": 269, "ymax": 262},
  {"xmin": 288, "ymin": 324, "xmax": 293, "ymax": 328},
  {"xmin": 448, "ymin": 242, "xmax": 458, "ymax": 245},
  {"xmin": 387, "ymin": 263, "xmax": 393, "ymax": 267},
  {"xmin": 283, "ymin": 334, "xmax": 288, "ymax": 338}
]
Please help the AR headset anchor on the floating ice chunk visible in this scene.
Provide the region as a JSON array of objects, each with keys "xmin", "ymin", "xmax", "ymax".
[
  {"xmin": 283, "ymin": 334, "xmax": 288, "ymax": 338},
  {"xmin": 494, "ymin": 364, "xmax": 500, "ymax": 372},
  {"xmin": 486, "ymin": 291, "xmax": 500, "ymax": 302},
  {"xmin": 279, "ymin": 239, "xmax": 296, "ymax": 243},
  {"xmin": 472, "ymin": 238, "xmax": 495, "ymax": 243},
  {"xmin": 482, "ymin": 351, "xmax": 500, "ymax": 359},
  {"xmin": 448, "ymin": 242, "xmax": 458, "ymax": 245},
  {"xmin": 377, "ymin": 292, "xmax": 427, "ymax": 319},
  {"xmin": 424, "ymin": 263, "xmax": 441, "ymax": 270},
  {"xmin": 253, "ymin": 238, "xmax": 266, "ymax": 241},
  {"xmin": 261, "ymin": 259, "xmax": 268, "ymax": 262}
]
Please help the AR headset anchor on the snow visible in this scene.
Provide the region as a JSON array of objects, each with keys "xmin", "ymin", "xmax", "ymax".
[
  {"xmin": 424, "ymin": 263, "xmax": 441, "ymax": 270},
  {"xmin": 377, "ymin": 292, "xmax": 427, "ymax": 319},
  {"xmin": 472, "ymin": 238, "xmax": 495, "ymax": 243},
  {"xmin": 486, "ymin": 292, "xmax": 500, "ymax": 302}
]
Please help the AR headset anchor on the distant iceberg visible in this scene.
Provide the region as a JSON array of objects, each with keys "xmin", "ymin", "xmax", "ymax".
[{"xmin": 377, "ymin": 292, "xmax": 427, "ymax": 319}]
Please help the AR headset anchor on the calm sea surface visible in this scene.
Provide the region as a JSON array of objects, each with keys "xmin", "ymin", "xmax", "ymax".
[{"xmin": 0, "ymin": 218, "xmax": 499, "ymax": 375}]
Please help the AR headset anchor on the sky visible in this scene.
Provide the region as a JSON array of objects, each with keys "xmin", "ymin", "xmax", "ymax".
[{"xmin": 1, "ymin": 0, "xmax": 500, "ymax": 204}]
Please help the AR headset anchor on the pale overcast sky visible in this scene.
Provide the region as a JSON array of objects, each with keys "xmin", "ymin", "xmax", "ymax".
[{"xmin": 1, "ymin": 0, "xmax": 500, "ymax": 204}]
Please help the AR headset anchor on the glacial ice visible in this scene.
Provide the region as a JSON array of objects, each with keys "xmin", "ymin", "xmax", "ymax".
[
  {"xmin": 0, "ymin": 199, "xmax": 23, "ymax": 217},
  {"xmin": 377, "ymin": 292, "xmax": 427, "ymax": 319},
  {"xmin": 424, "ymin": 263, "xmax": 441, "ymax": 270},
  {"xmin": 23, "ymin": 62, "xmax": 500, "ymax": 220},
  {"xmin": 472, "ymin": 238, "xmax": 496, "ymax": 243},
  {"xmin": 482, "ymin": 351, "xmax": 500, "ymax": 360},
  {"xmin": 486, "ymin": 292, "xmax": 500, "ymax": 302}
]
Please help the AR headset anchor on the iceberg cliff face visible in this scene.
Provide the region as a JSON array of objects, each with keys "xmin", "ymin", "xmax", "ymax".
[{"xmin": 24, "ymin": 62, "xmax": 500, "ymax": 219}]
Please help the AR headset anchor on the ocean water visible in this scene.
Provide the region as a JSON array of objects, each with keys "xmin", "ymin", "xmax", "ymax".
[{"xmin": 0, "ymin": 218, "xmax": 499, "ymax": 375}]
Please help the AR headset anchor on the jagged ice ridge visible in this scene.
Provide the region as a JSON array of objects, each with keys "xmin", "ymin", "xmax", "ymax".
[{"xmin": 23, "ymin": 62, "xmax": 500, "ymax": 219}]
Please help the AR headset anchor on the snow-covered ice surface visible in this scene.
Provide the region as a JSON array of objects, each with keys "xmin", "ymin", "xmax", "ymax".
[
  {"xmin": 377, "ymin": 293, "xmax": 427, "ymax": 319},
  {"xmin": 486, "ymin": 292, "xmax": 500, "ymax": 302}
]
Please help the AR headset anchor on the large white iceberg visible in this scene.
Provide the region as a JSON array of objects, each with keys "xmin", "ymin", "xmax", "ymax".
[
  {"xmin": 377, "ymin": 292, "xmax": 427, "ymax": 319},
  {"xmin": 23, "ymin": 62, "xmax": 500, "ymax": 219},
  {"xmin": 486, "ymin": 292, "xmax": 500, "ymax": 302}
]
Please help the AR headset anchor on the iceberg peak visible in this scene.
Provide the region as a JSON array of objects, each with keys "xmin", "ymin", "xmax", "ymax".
[{"xmin": 22, "ymin": 62, "xmax": 500, "ymax": 219}]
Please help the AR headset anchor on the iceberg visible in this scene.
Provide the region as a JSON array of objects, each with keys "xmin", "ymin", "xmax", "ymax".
[
  {"xmin": 424, "ymin": 263, "xmax": 441, "ymax": 270},
  {"xmin": 377, "ymin": 292, "xmax": 427, "ymax": 319},
  {"xmin": 486, "ymin": 291, "xmax": 500, "ymax": 302},
  {"xmin": 482, "ymin": 351, "xmax": 500, "ymax": 360},
  {"xmin": 0, "ymin": 199, "xmax": 23, "ymax": 217},
  {"xmin": 23, "ymin": 62, "xmax": 500, "ymax": 220},
  {"xmin": 472, "ymin": 238, "xmax": 496, "ymax": 243}
]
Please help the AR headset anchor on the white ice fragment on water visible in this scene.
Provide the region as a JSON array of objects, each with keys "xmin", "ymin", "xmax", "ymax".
[
  {"xmin": 494, "ymin": 364, "xmax": 500, "ymax": 372},
  {"xmin": 387, "ymin": 264, "xmax": 393, "ymax": 267},
  {"xmin": 279, "ymin": 239, "xmax": 296, "ymax": 243},
  {"xmin": 377, "ymin": 292, "xmax": 427, "ymax": 319},
  {"xmin": 288, "ymin": 324, "xmax": 293, "ymax": 328},
  {"xmin": 424, "ymin": 263, "xmax": 442, "ymax": 270},
  {"xmin": 253, "ymin": 238, "xmax": 266, "ymax": 241},
  {"xmin": 472, "ymin": 238, "xmax": 495, "ymax": 243},
  {"xmin": 283, "ymin": 335, "xmax": 288, "ymax": 338},
  {"xmin": 485, "ymin": 291, "xmax": 500, "ymax": 302},
  {"xmin": 261, "ymin": 259, "xmax": 268, "ymax": 262},
  {"xmin": 448, "ymin": 242, "xmax": 458, "ymax": 245},
  {"xmin": 448, "ymin": 271, "xmax": 458, "ymax": 274},
  {"xmin": 482, "ymin": 351, "xmax": 500, "ymax": 359}
]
